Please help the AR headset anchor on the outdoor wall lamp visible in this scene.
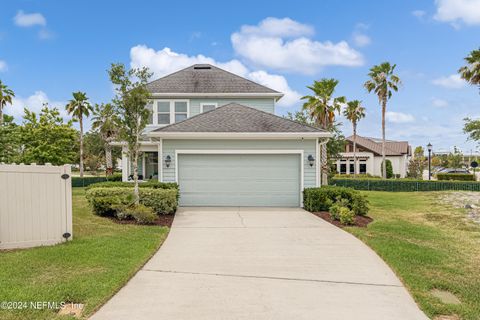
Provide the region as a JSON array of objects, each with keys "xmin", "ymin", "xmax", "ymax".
[
  {"xmin": 165, "ymin": 155, "xmax": 172, "ymax": 168},
  {"xmin": 308, "ymin": 155, "xmax": 315, "ymax": 167}
]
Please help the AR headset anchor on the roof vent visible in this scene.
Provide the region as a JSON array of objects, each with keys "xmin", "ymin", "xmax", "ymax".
[{"xmin": 193, "ymin": 65, "xmax": 212, "ymax": 70}]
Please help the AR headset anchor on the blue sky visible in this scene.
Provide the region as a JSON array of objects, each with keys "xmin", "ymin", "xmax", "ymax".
[{"xmin": 0, "ymin": 0, "xmax": 479, "ymax": 153}]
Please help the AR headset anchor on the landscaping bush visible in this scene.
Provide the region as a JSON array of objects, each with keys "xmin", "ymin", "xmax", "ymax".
[
  {"xmin": 381, "ymin": 160, "xmax": 394, "ymax": 179},
  {"xmin": 71, "ymin": 173, "xmax": 123, "ymax": 187},
  {"xmin": 333, "ymin": 174, "xmax": 381, "ymax": 179},
  {"xmin": 437, "ymin": 173, "xmax": 476, "ymax": 181},
  {"xmin": 338, "ymin": 207, "xmax": 355, "ymax": 225},
  {"xmin": 86, "ymin": 187, "xmax": 178, "ymax": 216},
  {"xmin": 331, "ymin": 178, "xmax": 480, "ymax": 192},
  {"xmin": 86, "ymin": 181, "xmax": 179, "ymax": 190},
  {"xmin": 303, "ymin": 186, "xmax": 369, "ymax": 215},
  {"xmin": 329, "ymin": 202, "xmax": 342, "ymax": 220},
  {"xmin": 116, "ymin": 204, "xmax": 157, "ymax": 225}
]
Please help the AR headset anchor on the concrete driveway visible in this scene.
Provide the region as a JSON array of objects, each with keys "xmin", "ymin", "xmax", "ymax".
[{"xmin": 91, "ymin": 207, "xmax": 428, "ymax": 320}]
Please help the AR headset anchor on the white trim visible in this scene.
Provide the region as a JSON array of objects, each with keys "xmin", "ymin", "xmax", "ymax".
[
  {"xmin": 147, "ymin": 132, "xmax": 332, "ymax": 139},
  {"xmin": 315, "ymin": 138, "xmax": 319, "ymax": 187},
  {"xmin": 151, "ymin": 92, "xmax": 284, "ymax": 99},
  {"xmin": 174, "ymin": 149, "xmax": 304, "ymax": 207},
  {"xmin": 158, "ymin": 140, "xmax": 163, "ymax": 182},
  {"xmin": 200, "ymin": 102, "xmax": 218, "ymax": 113}
]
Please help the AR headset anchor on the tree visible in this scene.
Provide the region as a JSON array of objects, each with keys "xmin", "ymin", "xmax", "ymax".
[
  {"xmin": 285, "ymin": 110, "xmax": 346, "ymax": 179},
  {"xmin": 19, "ymin": 105, "xmax": 78, "ymax": 165},
  {"xmin": 381, "ymin": 159, "xmax": 394, "ymax": 179},
  {"xmin": 0, "ymin": 80, "xmax": 15, "ymax": 125},
  {"xmin": 463, "ymin": 117, "xmax": 480, "ymax": 142},
  {"xmin": 458, "ymin": 48, "xmax": 480, "ymax": 93},
  {"xmin": 343, "ymin": 100, "xmax": 366, "ymax": 177},
  {"xmin": 448, "ymin": 147, "xmax": 463, "ymax": 169},
  {"xmin": 407, "ymin": 146, "xmax": 426, "ymax": 179},
  {"xmin": 109, "ymin": 63, "xmax": 152, "ymax": 203},
  {"xmin": 91, "ymin": 103, "xmax": 119, "ymax": 175},
  {"xmin": 0, "ymin": 114, "xmax": 20, "ymax": 163},
  {"xmin": 364, "ymin": 62, "xmax": 401, "ymax": 179},
  {"xmin": 302, "ymin": 79, "xmax": 346, "ymax": 184},
  {"xmin": 65, "ymin": 92, "xmax": 92, "ymax": 178}
]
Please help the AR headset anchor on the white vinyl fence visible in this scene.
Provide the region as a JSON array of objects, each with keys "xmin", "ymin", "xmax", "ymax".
[{"xmin": 0, "ymin": 164, "xmax": 72, "ymax": 249}]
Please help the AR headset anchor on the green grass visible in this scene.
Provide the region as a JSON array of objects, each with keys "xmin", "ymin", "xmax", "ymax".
[
  {"xmin": 346, "ymin": 191, "xmax": 480, "ymax": 320},
  {"xmin": 0, "ymin": 188, "xmax": 169, "ymax": 320}
]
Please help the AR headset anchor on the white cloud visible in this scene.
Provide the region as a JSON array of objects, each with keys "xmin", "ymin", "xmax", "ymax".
[
  {"xmin": 352, "ymin": 23, "xmax": 371, "ymax": 47},
  {"xmin": 434, "ymin": 0, "xmax": 480, "ymax": 26},
  {"xmin": 6, "ymin": 91, "xmax": 68, "ymax": 121},
  {"xmin": 231, "ymin": 17, "xmax": 364, "ymax": 74},
  {"xmin": 0, "ymin": 60, "xmax": 7, "ymax": 72},
  {"xmin": 432, "ymin": 98, "xmax": 449, "ymax": 107},
  {"xmin": 412, "ymin": 10, "xmax": 426, "ymax": 19},
  {"xmin": 13, "ymin": 10, "xmax": 46, "ymax": 27},
  {"xmin": 130, "ymin": 45, "xmax": 302, "ymax": 107},
  {"xmin": 386, "ymin": 111, "xmax": 415, "ymax": 123},
  {"xmin": 432, "ymin": 74, "xmax": 466, "ymax": 89}
]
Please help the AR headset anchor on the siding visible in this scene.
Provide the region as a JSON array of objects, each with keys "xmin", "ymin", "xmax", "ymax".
[
  {"xmin": 189, "ymin": 98, "xmax": 275, "ymax": 115},
  {"xmin": 161, "ymin": 139, "xmax": 317, "ymax": 188}
]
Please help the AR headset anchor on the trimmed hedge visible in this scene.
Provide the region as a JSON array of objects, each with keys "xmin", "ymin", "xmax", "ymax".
[
  {"xmin": 85, "ymin": 187, "xmax": 178, "ymax": 216},
  {"xmin": 331, "ymin": 178, "xmax": 480, "ymax": 192},
  {"xmin": 303, "ymin": 186, "xmax": 369, "ymax": 216},
  {"xmin": 86, "ymin": 181, "xmax": 178, "ymax": 190},
  {"xmin": 72, "ymin": 173, "xmax": 122, "ymax": 187},
  {"xmin": 437, "ymin": 173, "xmax": 476, "ymax": 181}
]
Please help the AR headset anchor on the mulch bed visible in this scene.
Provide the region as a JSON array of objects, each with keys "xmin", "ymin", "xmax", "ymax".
[
  {"xmin": 311, "ymin": 211, "xmax": 373, "ymax": 228},
  {"xmin": 108, "ymin": 212, "xmax": 176, "ymax": 227}
]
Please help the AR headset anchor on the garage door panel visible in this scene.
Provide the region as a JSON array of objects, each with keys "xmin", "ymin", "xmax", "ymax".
[{"xmin": 178, "ymin": 154, "xmax": 300, "ymax": 207}]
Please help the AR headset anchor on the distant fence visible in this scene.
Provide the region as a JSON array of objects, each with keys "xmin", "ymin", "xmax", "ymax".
[
  {"xmin": 331, "ymin": 178, "xmax": 480, "ymax": 192},
  {"xmin": 0, "ymin": 164, "xmax": 72, "ymax": 249}
]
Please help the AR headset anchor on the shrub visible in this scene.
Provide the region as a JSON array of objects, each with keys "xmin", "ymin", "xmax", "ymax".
[
  {"xmin": 303, "ymin": 186, "xmax": 369, "ymax": 216},
  {"xmin": 117, "ymin": 204, "xmax": 156, "ymax": 225},
  {"xmin": 381, "ymin": 160, "xmax": 394, "ymax": 179},
  {"xmin": 329, "ymin": 203, "xmax": 342, "ymax": 220},
  {"xmin": 437, "ymin": 173, "xmax": 475, "ymax": 181},
  {"xmin": 86, "ymin": 187, "xmax": 178, "ymax": 216},
  {"xmin": 333, "ymin": 174, "xmax": 381, "ymax": 179},
  {"xmin": 71, "ymin": 173, "xmax": 123, "ymax": 187},
  {"xmin": 86, "ymin": 181, "xmax": 179, "ymax": 190},
  {"xmin": 331, "ymin": 178, "xmax": 480, "ymax": 192},
  {"xmin": 339, "ymin": 207, "xmax": 355, "ymax": 225}
]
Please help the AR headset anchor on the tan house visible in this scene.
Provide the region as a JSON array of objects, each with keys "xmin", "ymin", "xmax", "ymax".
[{"xmin": 336, "ymin": 135, "xmax": 412, "ymax": 177}]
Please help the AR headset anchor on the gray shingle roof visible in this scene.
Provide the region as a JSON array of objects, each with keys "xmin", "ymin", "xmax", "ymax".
[
  {"xmin": 152, "ymin": 103, "xmax": 327, "ymax": 133},
  {"xmin": 146, "ymin": 64, "xmax": 282, "ymax": 95}
]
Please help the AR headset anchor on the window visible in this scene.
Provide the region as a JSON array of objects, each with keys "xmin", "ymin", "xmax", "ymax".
[
  {"xmin": 359, "ymin": 160, "xmax": 367, "ymax": 174},
  {"xmin": 174, "ymin": 101, "xmax": 188, "ymax": 122},
  {"xmin": 339, "ymin": 161, "xmax": 347, "ymax": 174},
  {"xmin": 157, "ymin": 101, "xmax": 170, "ymax": 125},
  {"xmin": 201, "ymin": 103, "xmax": 217, "ymax": 113},
  {"xmin": 349, "ymin": 161, "xmax": 354, "ymax": 174}
]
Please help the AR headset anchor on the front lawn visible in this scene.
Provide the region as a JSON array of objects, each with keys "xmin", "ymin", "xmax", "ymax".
[
  {"xmin": 0, "ymin": 188, "xmax": 169, "ymax": 320},
  {"xmin": 346, "ymin": 191, "xmax": 480, "ymax": 320}
]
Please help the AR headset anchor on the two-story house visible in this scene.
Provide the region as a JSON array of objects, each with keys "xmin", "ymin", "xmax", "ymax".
[{"xmin": 120, "ymin": 64, "xmax": 330, "ymax": 207}]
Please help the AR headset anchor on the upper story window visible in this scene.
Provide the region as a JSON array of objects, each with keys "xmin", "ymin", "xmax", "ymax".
[
  {"xmin": 201, "ymin": 103, "xmax": 218, "ymax": 113},
  {"xmin": 147, "ymin": 100, "xmax": 189, "ymax": 126}
]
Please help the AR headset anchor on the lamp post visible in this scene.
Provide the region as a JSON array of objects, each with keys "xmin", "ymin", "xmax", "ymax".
[{"xmin": 427, "ymin": 143, "xmax": 432, "ymax": 180}]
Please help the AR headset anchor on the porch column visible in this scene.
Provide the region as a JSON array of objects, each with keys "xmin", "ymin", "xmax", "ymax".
[
  {"xmin": 158, "ymin": 139, "xmax": 163, "ymax": 182},
  {"xmin": 121, "ymin": 145, "xmax": 128, "ymax": 182}
]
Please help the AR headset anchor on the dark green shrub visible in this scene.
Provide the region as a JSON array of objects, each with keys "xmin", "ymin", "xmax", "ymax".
[
  {"xmin": 333, "ymin": 174, "xmax": 381, "ymax": 179},
  {"xmin": 437, "ymin": 173, "xmax": 475, "ymax": 181},
  {"xmin": 303, "ymin": 186, "xmax": 369, "ymax": 216},
  {"xmin": 331, "ymin": 178, "xmax": 480, "ymax": 192},
  {"xmin": 72, "ymin": 173, "xmax": 123, "ymax": 187},
  {"xmin": 86, "ymin": 181, "xmax": 179, "ymax": 190},
  {"xmin": 86, "ymin": 187, "xmax": 178, "ymax": 216},
  {"xmin": 339, "ymin": 207, "xmax": 355, "ymax": 225},
  {"xmin": 381, "ymin": 160, "xmax": 394, "ymax": 179}
]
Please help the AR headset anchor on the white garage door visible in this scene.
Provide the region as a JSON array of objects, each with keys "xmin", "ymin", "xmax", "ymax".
[{"xmin": 178, "ymin": 154, "xmax": 301, "ymax": 207}]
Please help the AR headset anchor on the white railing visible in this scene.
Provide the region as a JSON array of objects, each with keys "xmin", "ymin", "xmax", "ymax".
[{"xmin": 0, "ymin": 163, "xmax": 72, "ymax": 249}]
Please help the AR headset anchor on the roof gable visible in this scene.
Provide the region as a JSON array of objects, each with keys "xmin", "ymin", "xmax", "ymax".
[
  {"xmin": 146, "ymin": 64, "xmax": 282, "ymax": 96},
  {"xmin": 151, "ymin": 103, "xmax": 326, "ymax": 133},
  {"xmin": 346, "ymin": 135, "xmax": 410, "ymax": 156}
]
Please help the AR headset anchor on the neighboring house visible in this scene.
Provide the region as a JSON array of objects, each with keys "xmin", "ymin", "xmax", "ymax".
[
  {"xmin": 120, "ymin": 64, "xmax": 330, "ymax": 207},
  {"xmin": 336, "ymin": 135, "xmax": 411, "ymax": 178}
]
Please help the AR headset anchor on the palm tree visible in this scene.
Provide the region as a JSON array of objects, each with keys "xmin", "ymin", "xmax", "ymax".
[
  {"xmin": 65, "ymin": 92, "xmax": 92, "ymax": 178},
  {"xmin": 459, "ymin": 48, "xmax": 480, "ymax": 93},
  {"xmin": 302, "ymin": 79, "xmax": 346, "ymax": 185},
  {"xmin": 91, "ymin": 103, "xmax": 119, "ymax": 176},
  {"xmin": 364, "ymin": 62, "xmax": 401, "ymax": 179},
  {"xmin": 343, "ymin": 100, "xmax": 366, "ymax": 178},
  {"xmin": 0, "ymin": 80, "xmax": 15, "ymax": 125}
]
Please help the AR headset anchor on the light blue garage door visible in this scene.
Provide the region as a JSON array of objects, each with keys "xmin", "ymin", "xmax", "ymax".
[{"xmin": 178, "ymin": 154, "xmax": 301, "ymax": 207}]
